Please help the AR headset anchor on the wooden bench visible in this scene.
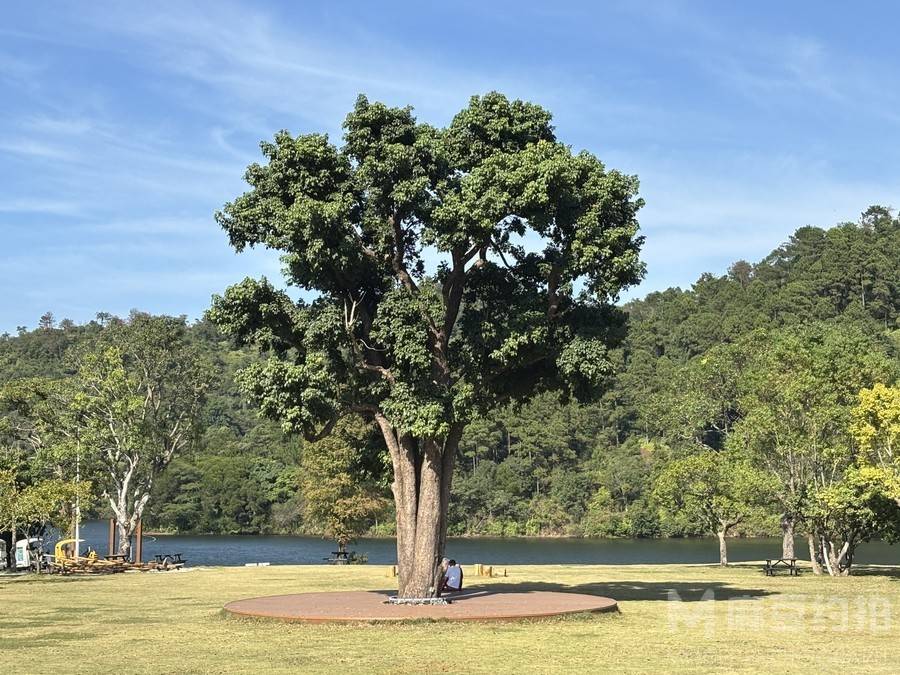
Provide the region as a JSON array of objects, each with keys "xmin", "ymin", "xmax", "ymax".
[
  {"xmin": 764, "ymin": 558, "xmax": 799, "ymax": 576},
  {"xmin": 153, "ymin": 553, "xmax": 185, "ymax": 569},
  {"xmin": 325, "ymin": 550, "xmax": 350, "ymax": 565}
]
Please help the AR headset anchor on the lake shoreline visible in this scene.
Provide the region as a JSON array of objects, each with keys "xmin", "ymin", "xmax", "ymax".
[
  {"xmin": 65, "ymin": 521, "xmax": 900, "ymax": 567},
  {"xmin": 142, "ymin": 530, "xmax": 786, "ymax": 541}
]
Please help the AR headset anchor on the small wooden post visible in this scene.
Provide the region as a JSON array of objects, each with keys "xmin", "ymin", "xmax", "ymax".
[
  {"xmin": 485, "ymin": 565, "xmax": 493, "ymax": 577},
  {"xmin": 386, "ymin": 565, "xmax": 397, "ymax": 578},
  {"xmin": 107, "ymin": 518, "xmax": 116, "ymax": 556},
  {"xmin": 134, "ymin": 519, "xmax": 143, "ymax": 564}
]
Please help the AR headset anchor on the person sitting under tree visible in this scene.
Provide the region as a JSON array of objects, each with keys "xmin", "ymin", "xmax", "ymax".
[{"xmin": 441, "ymin": 560, "xmax": 463, "ymax": 593}]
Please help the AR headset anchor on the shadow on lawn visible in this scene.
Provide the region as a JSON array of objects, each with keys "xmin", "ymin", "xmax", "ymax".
[
  {"xmin": 441, "ymin": 580, "xmax": 775, "ymax": 602},
  {"xmin": 0, "ymin": 630, "xmax": 87, "ymax": 650},
  {"xmin": 362, "ymin": 580, "xmax": 774, "ymax": 603},
  {"xmin": 0, "ymin": 573, "xmax": 111, "ymax": 585},
  {"xmin": 844, "ymin": 565, "xmax": 900, "ymax": 579}
]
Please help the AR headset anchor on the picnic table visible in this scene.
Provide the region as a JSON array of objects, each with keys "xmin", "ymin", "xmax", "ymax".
[
  {"xmin": 764, "ymin": 558, "xmax": 799, "ymax": 576},
  {"xmin": 326, "ymin": 550, "xmax": 350, "ymax": 565},
  {"xmin": 153, "ymin": 553, "xmax": 185, "ymax": 569}
]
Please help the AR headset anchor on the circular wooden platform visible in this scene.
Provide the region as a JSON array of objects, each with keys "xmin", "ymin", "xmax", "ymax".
[{"xmin": 223, "ymin": 590, "xmax": 617, "ymax": 623}]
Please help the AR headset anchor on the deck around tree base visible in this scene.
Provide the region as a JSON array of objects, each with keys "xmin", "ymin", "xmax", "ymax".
[{"xmin": 223, "ymin": 589, "xmax": 618, "ymax": 623}]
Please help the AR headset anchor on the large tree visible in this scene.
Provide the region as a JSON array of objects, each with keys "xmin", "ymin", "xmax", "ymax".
[
  {"xmin": 0, "ymin": 466, "xmax": 88, "ymax": 569},
  {"xmin": 0, "ymin": 376, "xmax": 94, "ymax": 559},
  {"xmin": 209, "ymin": 92, "xmax": 644, "ymax": 597},
  {"xmin": 2, "ymin": 314, "xmax": 211, "ymax": 557},
  {"xmin": 75, "ymin": 315, "xmax": 210, "ymax": 556},
  {"xmin": 851, "ymin": 383, "xmax": 900, "ymax": 499},
  {"xmin": 732, "ymin": 322, "xmax": 897, "ymax": 574},
  {"xmin": 652, "ymin": 450, "xmax": 772, "ymax": 565}
]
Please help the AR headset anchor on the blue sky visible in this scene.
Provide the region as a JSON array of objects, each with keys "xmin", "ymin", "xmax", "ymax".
[{"xmin": 2, "ymin": 1, "xmax": 899, "ymax": 332}]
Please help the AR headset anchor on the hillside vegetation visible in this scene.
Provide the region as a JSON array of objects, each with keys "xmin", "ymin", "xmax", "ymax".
[{"xmin": 1, "ymin": 207, "xmax": 898, "ymax": 542}]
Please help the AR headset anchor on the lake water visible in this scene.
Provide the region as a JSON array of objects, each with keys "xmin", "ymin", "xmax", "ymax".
[{"xmin": 60, "ymin": 520, "xmax": 900, "ymax": 567}]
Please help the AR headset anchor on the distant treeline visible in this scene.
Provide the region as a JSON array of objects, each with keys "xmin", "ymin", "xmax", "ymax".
[{"xmin": 2, "ymin": 206, "xmax": 898, "ymax": 539}]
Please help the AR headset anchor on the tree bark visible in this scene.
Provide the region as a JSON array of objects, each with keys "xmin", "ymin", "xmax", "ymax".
[
  {"xmin": 811, "ymin": 533, "xmax": 852, "ymax": 577},
  {"xmin": 391, "ymin": 435, "xmax": 419, "ymax": 592},
  {"xmin": 377, "ymin": 419, "xmax": 461, "ymax": 598},
  {"xmin": 108, "ymin": 482, "xmax": 151, "ymax": 559},
  {"xmin": 780, "ymin": 513, "xmax": 795, "ymax": 559},
  {"xmin": 116, "ymin": 519, "xmax": 132, "ymax": 559},
  {"xmin": 821, "ymin": 538, "xmax": 836, "ymax": 577},
  {"xmin": 437, "ymin": 428, "xmax": 460, "ymax": 570},
  {"xmin": 717, "ymin": 528, "xmax": 728, "ymax": 566},
  {"xmin": 807, "ymin": 533, "xmax": 823, "ymax": 575},
  {"xmin": 821, "ymin": 538, "xmax": 852, "ymax": 577},
  {"xmin": 407, "ymin": 440, "xmax": 444, "ymax": 597}
]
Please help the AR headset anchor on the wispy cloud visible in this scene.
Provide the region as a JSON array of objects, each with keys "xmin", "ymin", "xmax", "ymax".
[
  {"xmin": 2, "ymin": 1, "xmax": 900, "ymax": 330},
  {"xmin": 75, "ymin": 2, "xmax": 492, "ymax": 132},
  {"xmin": 0, "ymin": 199, "xmax": 82, "ymax": 216},
  {"xmin": 0, "ymin": 138, "xmax": 76, "ymax": 161}
]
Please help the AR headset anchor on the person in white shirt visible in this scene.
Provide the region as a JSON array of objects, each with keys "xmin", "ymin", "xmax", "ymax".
[{"xmin": 442, "ymin": 559, "xmax": 463, "ymax": 593}]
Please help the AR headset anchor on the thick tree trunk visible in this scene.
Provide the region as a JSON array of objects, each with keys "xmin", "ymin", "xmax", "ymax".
[
  {"xmin": 717, "ymin": 529, "xmax": 728, "ymax": 566},
  {"xmin": 780, "ymin": 513, "xmax": 795, "ymax": 559},
  {"xmin": 116, "ymin": 519, "xmax": 132, "ymax": 559},
  {"xmin": 377, "ymin": 416, "xmax": 461, "ymax": 598},
  {"xmin": 391, "ymin": 434, "xmax": 419, "ymax": 593},
  {"xmin": 807, "ymin": 533, "xmax": 823, "ymax": 575},
  {"xmin": 407, "ymin": 440, "xmax": 444, "ymax": 597}
]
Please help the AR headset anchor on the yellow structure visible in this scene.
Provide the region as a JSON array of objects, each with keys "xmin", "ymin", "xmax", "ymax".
[{"xmin": 54, "ymin": 538, "xmax": 81, "ymax": 561}]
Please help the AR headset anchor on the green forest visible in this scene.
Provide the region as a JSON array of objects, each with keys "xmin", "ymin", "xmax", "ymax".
[{"xmin": 2, "ymin": 206, "xmax": 899, "ymax": 561}]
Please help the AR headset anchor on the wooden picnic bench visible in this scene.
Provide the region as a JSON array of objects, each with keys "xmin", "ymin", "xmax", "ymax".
[
  {"xmin": 326, "ymin": 550, "xmax": 350, "ymax": 565},
  {"xmin": 153, "ymin": 553, "xmax": 185, "ymax": 569},
  {"xmin": 764, "ymin": 558, "xmax": 799, "ymax": 576}
]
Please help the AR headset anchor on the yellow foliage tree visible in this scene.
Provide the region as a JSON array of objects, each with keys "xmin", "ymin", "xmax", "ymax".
[{"xmin": 851, "ymin": 383, "xmax": 900, "ymax": 504}]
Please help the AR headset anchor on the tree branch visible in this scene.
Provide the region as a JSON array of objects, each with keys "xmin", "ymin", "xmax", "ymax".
[
  {"xmin": 390, "ymin": 214, "xmax": 421, "ymax": 295},
  {"xmin": 547, "ymin": 263, "xmax": 562, "ymax": 320},
  {"xmin": 344, "ymin": 293, "xmax": 396, "ymax": 384},
  {"xmin": 302, "ymin": 404, "xmax": 379, "ymax": 443}
]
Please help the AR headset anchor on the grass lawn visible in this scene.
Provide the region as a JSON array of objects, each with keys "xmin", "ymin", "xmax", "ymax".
[{"xmin": 2, "ymin": 562, "xmax": 898, "ymax": 673}]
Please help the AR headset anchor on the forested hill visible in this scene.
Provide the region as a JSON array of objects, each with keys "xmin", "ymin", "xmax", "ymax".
[
  {"xmin": 627, "ymin": 204, "xmax": 899, "ymax": 362},
  {"xmin": 1, "ymin": 208, "xmax": 898, "ymax": 537},
  {"xmin": 454, "ymin": 207, "xmax": 899, "ymax": 538}
]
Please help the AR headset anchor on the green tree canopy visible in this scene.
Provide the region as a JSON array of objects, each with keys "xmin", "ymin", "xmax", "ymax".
[
  {"xmin": 653, "ymin": 450, "xmax": 773, "ymax": 565},
  {"xmin": 208, "ymin": 92, "xmax": 645, "ymax": 597},
  {"xmin": 731, "ymin": 322, "xmax": 898, "ymax": 574}
]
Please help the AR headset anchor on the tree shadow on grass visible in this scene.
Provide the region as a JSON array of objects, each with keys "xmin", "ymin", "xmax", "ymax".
[
  {"xmin": 842, "ymin": 565, "xmax": 900, "ymax": 579},
  {"xmin": 367, "ymin": 580, "xmax": 774, "ymax": 603},
  {"xmin": 0, "ymin": 631, "xmax": 87, "ymax": 650},
  {"xmin": 442, "ymin": 579, "xmax": 775, "ymax": 602},
  {"xmin": 1, "ymin": 573, "xmax": 113, "ymax": 585}
]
